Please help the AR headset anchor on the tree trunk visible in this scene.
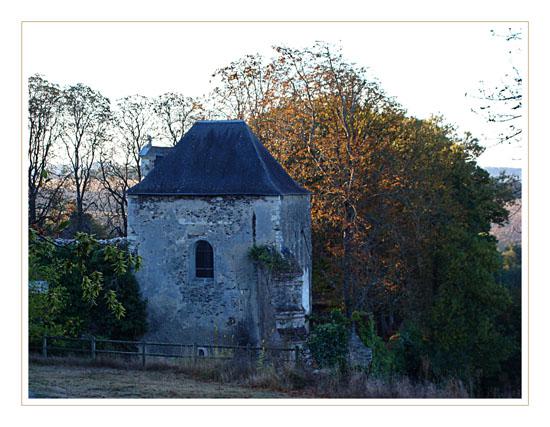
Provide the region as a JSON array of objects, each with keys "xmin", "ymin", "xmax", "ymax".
[
  {"xmin": 342, "ymin": 201, "xmax": 356, "ymax": 318},
  {"xmin": 76, "ymin": 196, "xmax": 85, "ymax": 232},
  {"xmin": 342, "ymin": 225, "xmax": 353, "ymax": 318},
  {"xmin": 29, "ymin": 191, "xmax": 37, "ymax": 227},
  {"xmin": 121, "ymin": 203, "xmax": 127, "ymax": 237}
]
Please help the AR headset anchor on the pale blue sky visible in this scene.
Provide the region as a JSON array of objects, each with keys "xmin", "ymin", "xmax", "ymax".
[{"xmin": 23, "ymin": 22, "xmax": 527, "ymax": 167}]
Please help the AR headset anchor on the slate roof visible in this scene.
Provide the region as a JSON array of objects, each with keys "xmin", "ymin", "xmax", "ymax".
[{"xmin": 128, "ymin": 120, "xmax": 309, "ymax": 196}]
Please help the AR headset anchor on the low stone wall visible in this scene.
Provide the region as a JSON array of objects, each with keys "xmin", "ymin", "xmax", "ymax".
[{"xmin": 52, "ymin": 237, "xmax": 129, "ymax": 247}]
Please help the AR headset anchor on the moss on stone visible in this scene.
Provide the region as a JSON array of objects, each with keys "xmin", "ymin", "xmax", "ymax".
[{"xmin": 248, "ymin": 245, "xmax": 300, "ymax": 275}]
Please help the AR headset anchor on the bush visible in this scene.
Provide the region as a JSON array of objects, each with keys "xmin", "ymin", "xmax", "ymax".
[
  {"xmin": 307, "ymin": 310, "xmax": 349, "ymax": 369},
  {"xmin": 28, "ymin": 231, "xmax": 147, "ymax": 346},
  {"xmin": 354, "ymin": 311, "xmax": 405, "ymax": 378}
]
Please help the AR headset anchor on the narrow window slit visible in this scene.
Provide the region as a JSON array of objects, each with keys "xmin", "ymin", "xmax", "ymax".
[{"xmin": 252, "ymin": 212, "xmax": 256, "ymax": 245}]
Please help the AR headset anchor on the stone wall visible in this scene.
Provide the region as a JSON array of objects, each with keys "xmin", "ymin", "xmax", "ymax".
[
  {"xmin": 279, "ymin": 195, "xmax": 312, "ymax": 316},
  {"xmin": 255, "ymin": 266, "xmax": 308, "ymax": 348},
  {"xmin": 348, "ymin": 329, "xmax": 373, "ymax": 369},
  {"xmin": 127, "ymin": 194, "xmax": 311, "ymax": 347}
]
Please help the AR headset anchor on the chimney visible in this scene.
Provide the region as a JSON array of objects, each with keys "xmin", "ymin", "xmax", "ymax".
[
  {"xmin": 138, "ymin": 136, "xmax": 154, "ymax": 180},
  {"xmin": 138, "ymin": 136, "xmax": 174, "ymax": 180}
]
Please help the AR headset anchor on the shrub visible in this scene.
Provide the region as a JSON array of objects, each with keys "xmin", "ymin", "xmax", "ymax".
[
  {"xmin": 307, "ymin": 310, "xmax": 349, "ymax": 369},
  {"xmin": 353, "ymin": 311, "xmax": 405, "ymax": 379},
  {"xmin": 28, "ymin": 231, "xmax": 147, "ymax": 346}
]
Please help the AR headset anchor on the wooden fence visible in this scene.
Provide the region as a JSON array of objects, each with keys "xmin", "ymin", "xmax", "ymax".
[{"xmin": 38, "ymin": 336, "xmax": 300, "ymax": 367}]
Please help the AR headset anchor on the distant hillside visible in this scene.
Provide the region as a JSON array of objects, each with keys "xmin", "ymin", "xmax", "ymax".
[
  {"xmin": 491, "ymin": 199, "xmax": 522, "ymax": 250},
  {"xmin": 484, "ymin": 167, "xmax": 522, "ymax": 181},
  {"xmin": 484, "ymin": 167, "xmax": 522, "ymax": 250}
]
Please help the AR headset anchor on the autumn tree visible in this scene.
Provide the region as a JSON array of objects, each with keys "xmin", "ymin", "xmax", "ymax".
[
  {"xmin": 269, "ymin": 44, "xmax": 408, "ymax": 318},
  {"xmin": 209, "ymin": 44, "xmax": 413, "ymax": 317},
  {"xmin": 210, "ymin": 54, "xmax": 276, "ymax": 133}
]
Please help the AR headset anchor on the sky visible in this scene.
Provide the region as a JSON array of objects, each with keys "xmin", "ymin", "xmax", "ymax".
[{"xmin": 23, "ymin": 21, "xmax": 527, "ymax": 168}]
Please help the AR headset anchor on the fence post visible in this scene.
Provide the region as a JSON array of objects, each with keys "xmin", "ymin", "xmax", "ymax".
[
  {"xmin": 141, "ymin": 342, "xmax": 146, "ymax": 368},
  {"xmin": 90, "ymin": 336, "xmax": 96, "ymax": 361},
  {"xmin": 246, "ymin": 343, "xmax": 251, "ymax": 365},
  {"xmin": 193, "ymin": 343, "xmax": 197, "ymax": 365},
  {"xmin": 294, "ymin": 345, "xmax": 300, "ymax": 367},
  {"xmin": 42, "ymin": 336, "xmax": 47, "ymax": 358}
]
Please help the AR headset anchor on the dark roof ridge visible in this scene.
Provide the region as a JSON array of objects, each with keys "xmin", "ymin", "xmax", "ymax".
[{"xmin": 195, "ymin": 119, "xmax": 245, "ymax": 124}]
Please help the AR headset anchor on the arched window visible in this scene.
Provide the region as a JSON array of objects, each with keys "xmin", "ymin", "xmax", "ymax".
[{"xmin": 195, "ymin": 240, "xmax": 214, "ymax": 278}]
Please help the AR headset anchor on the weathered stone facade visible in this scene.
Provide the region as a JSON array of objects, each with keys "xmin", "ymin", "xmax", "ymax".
[
  {"xmin": 127, "ymin": 120, "xmax": 312, "ymax": 348},
  {"xmin": 127, "ymin": 194, "xmax": 311, "ymax": 347}
]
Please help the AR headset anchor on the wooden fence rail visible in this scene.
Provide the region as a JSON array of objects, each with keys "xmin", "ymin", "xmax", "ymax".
[{"xmin": 40, "ymin": 336, "xmax": 300, "ymax": 367}]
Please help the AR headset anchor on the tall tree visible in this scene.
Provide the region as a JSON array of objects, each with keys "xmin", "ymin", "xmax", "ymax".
[
  {"xmin": 210, "ymin": 54, "xmax": 276, "ymax": 131},
  {"xmin": 97, "ymin": 143, "xmax": 138, "ymax": 237},
  {"xmin": 154, "ymin": 93, "xmax": 204, "ymax": 146},
  {"xmin": 269, "ymin": 43, "xmax": 406, "ymax": 317},
  {"xmin": 28, "ymin": 75, "xmax": 68, "ymax": 231},
  {"xmin": 114, "ymin": 95, "xmax": 155, "ymax": 181},
  {"xmin": 60, "ymin": 83, "xmax": 111, "ymax": 233}
]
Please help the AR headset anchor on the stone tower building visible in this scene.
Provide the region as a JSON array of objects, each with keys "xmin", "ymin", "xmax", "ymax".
[{"xmin": 127, "ymin": 120, "xmax": 312, "ymax": 348}]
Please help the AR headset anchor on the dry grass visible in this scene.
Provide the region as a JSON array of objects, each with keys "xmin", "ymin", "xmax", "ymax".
[
  {"xmin": 28, "ymin": 355, "xmax": 469, "ymax": 399},
  {"xmin": 29, "ymin": 357, "xmax": 287, "ymax": 398},
  {"xmin": 304, "ymin": 371, "xmax": 469, "ymax": 398}
]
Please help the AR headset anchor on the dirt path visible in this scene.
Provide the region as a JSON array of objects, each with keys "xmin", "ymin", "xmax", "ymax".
[{"xmin": 29, "ymin": 364, "xmax": 288, "ymax": 399}]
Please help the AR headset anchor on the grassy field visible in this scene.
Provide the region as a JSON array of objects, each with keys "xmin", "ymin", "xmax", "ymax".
[{"xmin": 29, "ymin": 363, "xmax": 288, "ymax": 399}]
